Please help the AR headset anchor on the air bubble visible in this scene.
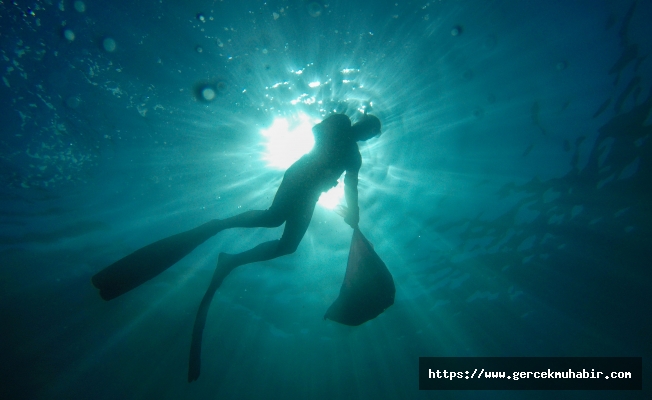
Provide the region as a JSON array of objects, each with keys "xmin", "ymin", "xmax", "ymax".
[
  {"xmin": 66, "ymin": 96, "xmax": 81, "ymax": 109},
  {"xmin": 64, "ymin": 29, "xmax": 75, "ymax": 41},
  {"xmin": 74, "ymin": 1, "xmax": 86, "ymax": 13},
  {"xmin": 103, "ymin": 38, "xmax": 116, "ymax": 52},
  {"xmin": 307, "ymin": 2, "xmax": 322, "ymax": 17},
  {"xmin": 202, "ymin": 87, "xmax": 216, "ymax": 101}
]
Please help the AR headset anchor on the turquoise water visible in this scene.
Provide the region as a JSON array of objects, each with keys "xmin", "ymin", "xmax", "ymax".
[{"xmin": 1, "ymin": 1, "xmax": 650, "ymax": 399}]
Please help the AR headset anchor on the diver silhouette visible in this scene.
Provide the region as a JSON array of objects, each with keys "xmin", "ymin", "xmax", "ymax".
[
  {"xmin": 91, "ymin": 113, "xmax": 383, "ymax": 381},
  {"xmin": 208, "ymin": 113, "xmax": 380, "ymax": 278},
  {"xmin": 187, "ymin": 114, "xmax": 381, "ymax": 380}
]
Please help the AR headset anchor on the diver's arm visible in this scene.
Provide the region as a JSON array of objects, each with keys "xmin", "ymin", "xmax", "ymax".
[{"xmin": 343, "ymin": 170, "xmax": 359, "ymax": 228}]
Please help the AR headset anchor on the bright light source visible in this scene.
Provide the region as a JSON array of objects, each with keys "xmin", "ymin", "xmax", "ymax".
[
  {"xmin": 318, "ymin": 179, "xmax": 345, "ymax": 210},
  {"xmin": 260, "ymin": 113, "xmax": 316, "ymax": 169},
  {"xmin": 260, "ymin": 113, "xmax": 345, "ymax": 209}
]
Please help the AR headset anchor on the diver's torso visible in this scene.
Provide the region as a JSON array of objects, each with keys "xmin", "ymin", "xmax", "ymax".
[{"xmin": 286, "ymin": 139, "xmax": 360, "ymax": 193}]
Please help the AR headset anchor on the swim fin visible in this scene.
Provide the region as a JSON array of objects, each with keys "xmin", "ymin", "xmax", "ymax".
[
  {"xmin": 92, "ymin": 219, "xmax": 222, "ymax": 300},
  {"xmin": 188, "ymin": 255, "xmax": 232, "ymax": 382},
  {"xmin": 324, "ymin": 228, "xmax": 395, "ymax": 326}
]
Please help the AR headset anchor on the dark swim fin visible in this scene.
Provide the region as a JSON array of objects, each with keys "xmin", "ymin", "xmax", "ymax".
[
  {"xmin": 188, "ymin": 254, "xmax": 232, "ymax": 382},
  {"xmin": 91, "ymin": 220, "xmax": 222, "ymax": 300},
  {"xmin": 324, "ymin": 228, "xmax": 395, "ymax": 326}
]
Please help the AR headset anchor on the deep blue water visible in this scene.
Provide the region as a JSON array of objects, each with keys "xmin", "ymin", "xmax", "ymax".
[{"xmin": 1, "ymin": 0, "xmax": 650, "ymax": 399}]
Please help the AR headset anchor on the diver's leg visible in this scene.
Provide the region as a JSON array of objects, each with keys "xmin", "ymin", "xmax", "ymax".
[
  {"xmin": 213, "ymin": 173, "xmax": 299, "ymax": 231},
  {"xmin": 188, "ymin": 241, "xmax": 283, "ymax": 382},
  {"xmin": 219, "ymin": 199, "xmax": 317, "ymax": 270},
  {"xmin": 216, "ymin": 209, "xmax": 284, "ymax": 230},
  {"xmin": 96, "ymin": 180, "xmax": 292, "ymax": 301},
  {"xmin": 213, "ymin": 169, "xmax": 300, "ymax": 231},
  {"xmin": 188, "ymin": 201, "xmax": 316, "ymax": 381}
]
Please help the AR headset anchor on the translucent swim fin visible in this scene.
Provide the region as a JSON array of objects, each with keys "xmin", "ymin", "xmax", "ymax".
[{"xmin": 324, "ymin": 228, "xmax": 395, "ymax": 326}]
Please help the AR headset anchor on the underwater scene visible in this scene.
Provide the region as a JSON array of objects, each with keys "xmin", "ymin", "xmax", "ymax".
[{"xmin": 1, "ymin": 0, "xmax": 650, "ymax": 399}]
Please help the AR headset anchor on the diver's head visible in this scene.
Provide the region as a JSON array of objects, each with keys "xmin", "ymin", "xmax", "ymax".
[{"xmin": 351, "ymin": 114, "xmax": 381, "ymax": 141}]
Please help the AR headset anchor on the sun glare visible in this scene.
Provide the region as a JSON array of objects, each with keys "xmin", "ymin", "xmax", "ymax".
[
  {"xmin": 260, "ymin": 113, "xmax": 344, "ymax": 210},
  {"xmin": 317, "ymin": 179, "xmax": 345, "ymax": 210},
  {"xmin": 260, "ymin": 113, "xmax": 315, "ymax": 170}
]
